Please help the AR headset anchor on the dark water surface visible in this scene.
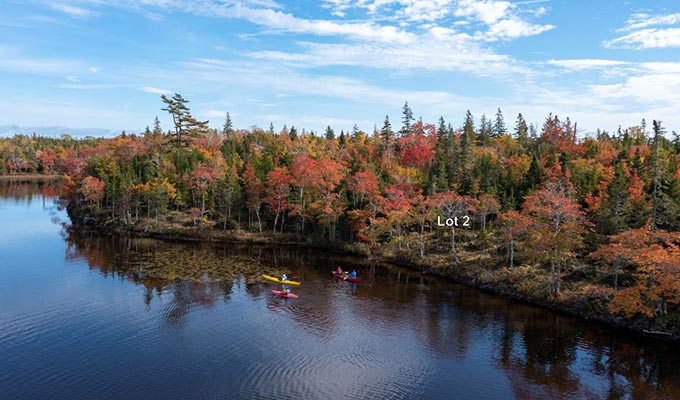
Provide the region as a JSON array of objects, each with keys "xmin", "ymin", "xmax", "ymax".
[{"xmin": 1, "ymin": 181, "xmax": 680, "ymax": 400}]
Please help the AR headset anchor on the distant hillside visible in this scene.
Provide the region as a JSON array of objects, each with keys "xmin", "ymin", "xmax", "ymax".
[{"xmin": 0, "ymin": 125, "xmax": 115, "ymax": 138}]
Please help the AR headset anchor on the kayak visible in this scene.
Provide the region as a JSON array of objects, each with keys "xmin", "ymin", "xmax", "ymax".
[
  {"xmin": 272, "ymin": 290, "xmax": 299, "ymax": 299},
  {"xmin": 262, "ymin": 274, "xmax": 301, "ymax": 286},
  {"xmin": 332, "ymin": 271, "xmax": 360, "ymax": 283}
]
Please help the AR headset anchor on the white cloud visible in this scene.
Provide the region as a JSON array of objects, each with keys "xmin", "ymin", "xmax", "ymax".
[
  {"xmin": 455, "ymin": 0, "xmax": 512, "ymax": 24},
  {"xmin": 547, "ymin": 59, "xmax": 630, "ymax": 71},
  {"xmin": 244, "ymin": 38, "xmax": 525, "ymax": 77},
  {"xmin": 202, "ymin": 109, "xmax": 229, "ymax": 118},
  {"xmin": 619, "ymin": 12, "xmax": 680, "ymax": 32},
  {"xmin": 177, "ymin": 57, "xmax": 477, "ymax": 110},
  {"xmin": 51, "ymin": 3, "xmax": 98, "ymax": 18},
  {"xmin": 605, "ymin": 12, "xmax": 680, "ymax": 49},
  {"xmin": 454, "ymin": 0, "xmax": 553, "ymax": 40},
  {"xmin": 59, "ymin": 83, "xmax": 124, "ymax": 90},
  {"xmin": 588, "ymin": 72, "xmax": 680, "ymax": 105},
  {"xmin": 140, "ymin": 86, "xmax": 171, "ymax": 94},
  {"xmin": 604, "ymin": 28, "xmax": 680, "ymax": 49},
  {"xmin": 0, "ymin": 47, "xmax": 84, "ymax": 75},
  {"xmin": 483, "ymin": 16, "xmax": 553, "ymax": 40}
]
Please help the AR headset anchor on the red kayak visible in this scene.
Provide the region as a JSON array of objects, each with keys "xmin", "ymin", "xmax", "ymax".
[
  {"xmin": 332, "ymin": 271, "xmax": 360, "ymax": 283},
  {"xmin": 272, "ymin": 290, "xmax": 299, "ymax": 299}
]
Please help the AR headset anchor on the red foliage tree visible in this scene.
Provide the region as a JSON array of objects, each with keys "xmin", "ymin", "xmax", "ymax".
[
  {"xmin": 522, "ymin": 180, "xmax": 586, "ymax": 297},
  {"xmin": 265, "ymin": 167, "xmax": 292, "ymax": 233},
  {"xmin": 242, "ymin": 163, "xmax": 264, "ymax": 233},
  {"xmin": 79, "ymin": 176, "xmax": 106, "ymax": 210}
]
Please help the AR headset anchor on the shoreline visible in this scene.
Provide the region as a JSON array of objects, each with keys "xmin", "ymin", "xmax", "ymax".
[
  {"xmin": 71, "ymin": 218, "xmax": 680, "ymax": 343},
  {"xmin": 0, "ymin": 174, "xmax": 64, "ymax": 181}
]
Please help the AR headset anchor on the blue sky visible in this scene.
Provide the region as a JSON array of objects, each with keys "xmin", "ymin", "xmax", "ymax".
[{"xmin": 1, "ymin": 0, "xmax": 679, "ymax": 136}]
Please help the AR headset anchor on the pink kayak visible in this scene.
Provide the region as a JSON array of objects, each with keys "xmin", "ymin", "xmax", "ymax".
[
  {"xmin": 272, "ymin": 290, "xmax": 299, "ymax": 299},
  {"xmin": 332, "ymin": 271, "xmax": 360, "ymax": 283}
]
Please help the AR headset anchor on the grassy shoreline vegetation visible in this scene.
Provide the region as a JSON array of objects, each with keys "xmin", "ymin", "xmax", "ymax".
[{"xmin": 3, "ymin": 97, "xmax": 680, "ymax": 340}]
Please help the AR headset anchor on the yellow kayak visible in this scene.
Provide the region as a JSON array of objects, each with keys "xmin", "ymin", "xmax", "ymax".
[{"xmin": 262, "ymin": 274, "xmax": 301, "ymax": 286}]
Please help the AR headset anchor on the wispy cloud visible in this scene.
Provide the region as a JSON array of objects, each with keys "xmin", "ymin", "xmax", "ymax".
[
  {"xmin": 605, "ymin": 12, "xmax": 680, "ymax": 49},
  {"xmin": 0, "ymin": 47, "xmax": 84, "ymax": 75},
  {"xmin": 547, "ymin": 59, "xmax": 631, "ymax": 71},
  {"xmin": 51, "ymin": 3, "xmax": 98, "ymax": 18},
  {"xmin": 140, "ymin": 86, "xmax": 171, "ymax": 95}
]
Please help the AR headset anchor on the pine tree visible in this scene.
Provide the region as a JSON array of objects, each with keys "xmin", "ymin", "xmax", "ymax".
[
  {"xmin": 526, "ymin": 153, "xmax": 543, "ymax": 191},
  {"xmin": 651, "ymin": 120, "xmax": 664, "ymax": 230},
  {"xmin": 457, "ymin": 110, "xmax": 476, "ymax": 191},
  {"xmin": 161, "ymin": 93, "xmax": 208, "ymax": 146},
  {"xmin": 478, "ymin": 113, "xmax": 491, "ymax": 146},
  {"xmin": 153, "ymin": 116, "xmax": 162, "ymax": 135},
  {"xmin": 352, "ymin": 124, "xmax": 360, "ymax": 142},
  {"xmin": 597, "ymin": 162, "xmax": 633, "ymax": 234},
  {"xmin": 514, "ymin": 113, "xmax": 528, "ymax": 149},
  {"xmin": 268, "ymin": 123, "xmax": 275, "ymax": 135},
  {"xmin": 222, "ymin": 113, "xmax": 234, "ymax": 137},
  {"xmin": 400, "ymin": 101, "xmax": 414, "ymax": 136},
  {"xmin": 381, "ymin": 115, "xmax": 394, "ymax": 153},
  {"xmin": 325, "ymin": 125, "xmax": 335, "ymax": 140},
  {"xmin": 339, "ymin": 130, "xmax": 346, "ymax": 147},
  {"xmin": 432, "ymin": 116, "xmax": 449, "ymax": 191},
  {"xmin": 289, "ymin": 126, "xmax": 297, "ymax": 140},
  {"xmin": 492, "ymin": 108, "xmax": 506, "ymax": 138},
  {"xmin": 650, "ymin": 120, "xmax": 680, "ymax": 230}
]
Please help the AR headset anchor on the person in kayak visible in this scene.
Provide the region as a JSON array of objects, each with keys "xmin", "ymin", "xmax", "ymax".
[
  {"xmin": 336, "ymin": 266, "xmax": 343, "ymax": 274},
  {"xmin": 284, "ymin": 287, "xmax": 291, "ymax": 295},
  {"xmin": 281, "ymin": 273, "xmax": 288, "ymax": 281},
  {"xmin": 349, "ymin": 270, "xmax": 357, "ymax": 279}
]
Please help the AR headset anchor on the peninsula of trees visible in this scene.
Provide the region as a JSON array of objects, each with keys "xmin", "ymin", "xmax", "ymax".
[{"xmin": 2, "ymin": 95, "xmax": 680, "ymax": 337}]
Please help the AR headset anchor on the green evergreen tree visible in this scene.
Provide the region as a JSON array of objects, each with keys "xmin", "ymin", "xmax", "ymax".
[
  {"xmin": 325, "ymin": 125, "xmax": 335, "ymax": 140},
  {"xmin": 339, "ymin": 130, "xmax": 346, "ymax": 147},
  {"xmin": 153, "ymin": 116, "xmax": 162, "ymax": 135},
  {"xmin": 222, "ymin": 113, "xmax": 234, "ymax": 137},
  {"xmin": 597, "ymin": 162, "xmax": 633, "ymax": 234},
  {"xmin": 400, "ymin": 101, "xmax": 414, "ymax": 136},
  {"xmin": 433, "ymin": 116, "xmax": 449, "ymax": 191},
  {"xmin": 526, "ymin": 153, "xmax": 543, "ymax": 191},
  {"xmin": 514, "ymin": 113, "xmax": 528, "ymax": 149},
  {"xmin": 492, "ymin": 108, "xmax": 506, "ymax": 138},
  {"xmin": 381, "ymin": 115, "xmax": 394, "ymax": 154},
  {"xmin": 352, "ymin": 124, "xmax": 360, "ymax": 142},
  {"xmin": 650, "ymin": 120, "xmax": 680, "ymax": 230}
]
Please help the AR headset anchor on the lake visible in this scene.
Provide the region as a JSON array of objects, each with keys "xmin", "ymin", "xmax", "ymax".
[{"xmin": 1, "ymin": 181, "xmax": 679, "ymax": 399}]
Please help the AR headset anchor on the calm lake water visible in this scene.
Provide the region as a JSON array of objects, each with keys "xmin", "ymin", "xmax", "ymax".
[{"xmin": 1, "ymin": 181, "xmax": 680, "ymax": 400}]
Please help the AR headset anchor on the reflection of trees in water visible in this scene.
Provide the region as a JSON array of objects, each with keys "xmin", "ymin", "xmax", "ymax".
[
  {"xmin": 0, "ymin": 180, "xmax": 63, "ymax": 201},
  {"xmin": 486, "ymin": 302, "xmax": 680, "ymax": 399},
  {"xmin": 2, "ymin": 181, "xmax": 68, "ymax": 225},
  {"xmin": 62, "ymin": 233, "xmax": 269, "ymax": 325},
  {"xmin": 62, "ymin": 230, "xmax": 680, "ymax": 398},
  {"xmin": 348, "ymin": 268, "xmax": 680, "ymax": 399}
]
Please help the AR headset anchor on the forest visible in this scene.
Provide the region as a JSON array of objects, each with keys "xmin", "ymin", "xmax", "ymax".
[{"xmin": 2, "ymin": 94, "xmax": 680, "ymax": 336}]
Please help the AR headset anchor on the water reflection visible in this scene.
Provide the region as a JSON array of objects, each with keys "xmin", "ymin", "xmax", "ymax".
[{"xmin": 59, "ymin": 231, "xmax": 680, "ymax": 398}]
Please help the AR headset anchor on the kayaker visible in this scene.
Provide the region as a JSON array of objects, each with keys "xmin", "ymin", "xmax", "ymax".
[
  {"xmin": 281, "ymin": 273, "xmax": 288, "ymax": 281},
  {"xmin": 336, "ymin": 266, "xmax": 343, "ymax": 274},
  {"xmin": 284, "ymin": 288, "xmax": 291, "ymax": 295},
  {"xmin": 349, "ymin": 270, "xmax": 357, "ymax": 279}
]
